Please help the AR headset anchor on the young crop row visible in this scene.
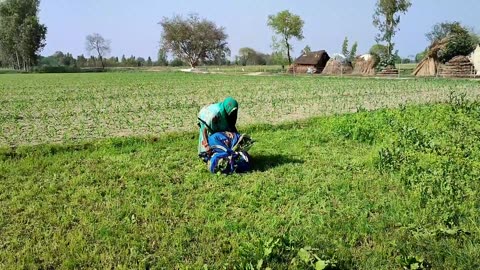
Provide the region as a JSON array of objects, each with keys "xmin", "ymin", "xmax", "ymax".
[{"xmin": 1, "ymin": 72, "xmax": 479, "ymax": 147}]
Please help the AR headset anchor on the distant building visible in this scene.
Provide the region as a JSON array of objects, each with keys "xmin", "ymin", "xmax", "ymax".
[
  {"xmin": 471, "ymin": 44, "xmax": 480, "ymax": 75},
  {"xmin": 289, "ymin": 50, "xmax": 330, "ymax": 74}
]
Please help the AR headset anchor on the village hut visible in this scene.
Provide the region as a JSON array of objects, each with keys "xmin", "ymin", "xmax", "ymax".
[
  {"xmin": 439, "ymin": 56, "xmax": 475, "ymax": 77},
  {"xmin": 352, "ymin": 54, "xmax": 377, "ymax": 76},
  {"xmin": 470, "ymin": 44, "xmax": 480, "ymax": 75},
  {"xmin": 413, "ymin": 57, "xmax": 439, "ymax": 77},
  {"xmin": 322, "ymin": 53, "xmax": 353, "ymax": 75},
  {"xmin": 289, "ymin": 50, "xmax": 330, "ymax": 74}
]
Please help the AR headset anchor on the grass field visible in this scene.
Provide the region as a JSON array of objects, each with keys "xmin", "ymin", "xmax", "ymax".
[
  {"xmin": 1, "ymin": 72, "xmax": 480, "ymax": 269},
  {"xmin": 1, "ymin": 72, "xmax": 479, "ymax": 147}
]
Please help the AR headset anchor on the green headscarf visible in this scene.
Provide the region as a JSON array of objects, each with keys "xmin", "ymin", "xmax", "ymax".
[{"xmin": 222, "ymin": 97, "xmax": 238, "ymax": 115}]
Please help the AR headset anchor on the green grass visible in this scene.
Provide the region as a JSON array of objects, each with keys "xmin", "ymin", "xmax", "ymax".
[
  {"xmin": 2, "ymin": 72, "xmax": 479, "ymax": 146},
  {"xmin": 396, "ymin": 63, "xmax": 417, "ymax": 70},
  {"xmin": 1, "ymin": 98, "xmax": 480, "ymax": 269}
]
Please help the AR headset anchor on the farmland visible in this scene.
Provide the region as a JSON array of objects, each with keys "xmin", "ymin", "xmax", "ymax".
[
  {"xmin": 1, "ymin": 72, "xmax": 480, "ymax": 269},
  {"xmin": 1, "ymin": 72, "xmax": 479, "ymax": 147}
]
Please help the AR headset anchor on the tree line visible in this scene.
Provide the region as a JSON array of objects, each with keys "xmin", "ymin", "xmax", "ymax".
[
  {"xmin": 1, "ymin": 0, "xmax": 479, "ymax": 71},
  {"xmin": 38, "ymin": 52, "xmax": 162, "ymax": 68}
]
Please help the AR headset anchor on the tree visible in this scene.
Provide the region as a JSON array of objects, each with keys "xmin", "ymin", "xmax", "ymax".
[
  {"xmin": 342, "ymin": 37, "xmax": 349, "ymax": 57},
  {"xmin": 267, "ymin": 10, "xmax": 304, "ymax": 65},
  {"xmin": 136, "ymin": 57, "xmax": 146, "ymax": 67},
  {"xmin": 372, "ymin": 0, "xmax": 412, "ymax": 67},
  {"xmin": 238, "ymin": 47, "xmax": 256, "ymax": 66},
  {"xmin": 106, "ymin": 56, "xmax": 119, "ymax": 67},
  {"xmin": 393, "ymin": 49, "xmax": 401, "ymax": 64},
  {"xmin": 254, "ymin": 52, "xmax": 268, "ymax": 65},
  {"xmin": 146, "ymin": 57, "xmax": 153, "ymax": 66},
  {"xmin": 77, "ymin": 55, "xmax": 87, "ymax": 67},
  {"xmin": 237, "ymin": 48, "xmax": 268, "ymax": 66},
  {"xmin": 64, "ymin": 53, "xmax": 75, "ymax": 66},
  {"xmin": 0, "ymin": 0, "xmax": 47, "ymax": 71},
  {"xmin": 209, "ymin": 46, "xmax": 230, "ymax": 65},
  {"xmin": 415, "ymin": 50, "xmax": 426, "ymax": 63},
  {"xmin": 425, "ymin": 22, "xmax": 479, "ymax": 63},
  {"xmin": 157, "ymin": 48, "xmax": 168, "ymax": 66},
  {"xmin": 438, "ymin": 28, "xmax": 478, "ymax": 63},
  {"xmin": 369, "ymin": 43, "xmax": 389, "ymax": 67},
  {"xmin": 302, "ymin": 45, "xmax": 311, "ymax": 54},
  {"xmin": 159, "ymin": 14, "xmax": 229, "ymax": 68},
  {"xmin": 426, "ymin": 21, "xmax": 463, "ymax": 43},
  {"xmin": 85, "ymin": 33, "xmax": 111, "ymax": 69},
  {"xmin": 270, "ymin": 36, "xmax": 289, "ymax": 66},
  {"xmin": 349, "ymin": 42, "xmax": 358, "ymax": 63}
]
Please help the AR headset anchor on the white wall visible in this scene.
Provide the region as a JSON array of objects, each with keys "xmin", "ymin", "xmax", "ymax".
[{"xmin": 472, "ymin": 45, "xmax": 480, "ymax": 75}]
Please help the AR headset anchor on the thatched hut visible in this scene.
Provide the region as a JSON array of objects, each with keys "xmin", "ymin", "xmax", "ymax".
[
  {"xmin": 322, "ymin": 54, "xmax": 353, "ymax": 75},
  {"xmin": 352, "ymin": 54, "xmax": 377, "ymax": 76},
  {"xmin": 440, "ymin": 56, "xmax": 475, "ymax": 77},
  {"xmin": 289, "ymin": 50, "xmax": 330, "ymax": 74},
  {"xmin": 413, "ymin": 38, "xmax": 448, "ymax": 77},
  {"xmin": 413, "ymin": 57, "xmax": 439, "ymax": 77},
  {"xmin": 470, "ymin": 44, "xmax": 480, "ymax": 75}
]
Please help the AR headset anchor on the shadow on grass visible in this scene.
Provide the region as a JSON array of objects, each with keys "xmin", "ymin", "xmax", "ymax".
[{"xmin": 252, "ymin": 154, "xmax": 304, "ymax": 172}]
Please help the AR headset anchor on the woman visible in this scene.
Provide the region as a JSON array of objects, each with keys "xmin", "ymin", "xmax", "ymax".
[{"xmin": 197, "ymin": 97, "xmax": 238, "ymax": 155}]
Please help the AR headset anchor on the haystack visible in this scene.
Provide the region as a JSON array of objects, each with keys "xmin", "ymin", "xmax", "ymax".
[
  {"xmin": 440, "ymin": 56, "xmax": 475, "ymax": 77},
  {"xmin": 322, "ymin": 59, "xmax": 353, "ymax": 75},
  {"xmin": 413, "ymin": 38, "xmax": 448, "ymax": 77},
  {"xmin": 470, "ymin": 44, "xmax": 480, "ymax": 75},
  {"xmin": 352, "ymin": 54, "xmax": 377, "ymax": 76},
  {"xmin": 289, "ymin": 50, "xmax": 330, "ymax": 74},
  {"xmin": 413, "ymin": 57, "xmax": 439, "ymax": 76}
]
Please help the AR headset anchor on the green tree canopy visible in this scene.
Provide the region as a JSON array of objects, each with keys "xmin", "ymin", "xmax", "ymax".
[
  {"xmin": 0, "ymin": 0, "xmax": 47, "ymax": 71},
  {"xmin": 425, "ymin": 22, "xmax": 479, "ymax": 63},
  {"xmin": 373, "ymin": 0, "xmax": 412, "ymax": 67},
  {"xmin": 157, "ymin": 48, "xmax": 168, "ymax": 66},
  {"xmin": 238, "ymin": 47, "xmax": 256, "ymax": 66},
  {"xmin": 369, "ymin": 43, "xmax": 389, "ymax": 68},
  {"xmin": 237, "ymin": 48, "xmax": 268, "ymax": 66},
  {"xmin": 267, "ymin": 10, "xmax": 304, "ymax": 65},
  {"xmin": 426, "ymin": 21, "xmax": 472, "ymax": 44},
  {"xmin": 302, "ymin": 45, "xmax": 311, "ymax": 54},
  {"xmin": 159, "ymin": 14, "xmax": 229, "ymax": 68},
  {"xmin": 415, "ymin": 50, "xmax": 427, "ymax": 63},
  {"xmin": 349, "ymin": 42, "xmax": 358, "ymax": 63},
  {"xmin": 342, "ymin": 37, "xmax": 349, "ymax": 57}
]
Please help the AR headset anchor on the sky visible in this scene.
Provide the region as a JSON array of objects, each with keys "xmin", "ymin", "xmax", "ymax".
[{"xmin": 39, "ymin": 0, "xmax": 480, "ymax": 60}]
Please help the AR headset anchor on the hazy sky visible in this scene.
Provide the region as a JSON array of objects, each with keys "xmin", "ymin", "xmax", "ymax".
[{"xmin": 39, "ymin": 0, "xmax": 480, "ymax": 60}]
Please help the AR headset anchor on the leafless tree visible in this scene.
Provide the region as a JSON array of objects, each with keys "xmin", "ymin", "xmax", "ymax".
[{"xmin": 85, "ymin": 33, "xmax": 111, "ymax": 69}]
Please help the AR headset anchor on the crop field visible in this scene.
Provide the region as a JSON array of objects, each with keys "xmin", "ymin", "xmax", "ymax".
[
  {"xmin": 1, "ymin": 72, "xmax": 479, "ymax": 147},
  {"xmin": 1, "ymin": 72, "xmax": 480, "ymax": 269}
]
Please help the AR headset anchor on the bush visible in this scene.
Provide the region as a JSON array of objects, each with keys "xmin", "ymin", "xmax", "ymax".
[
  {"xmin": 32, "ymin": 66, "xmax": 106, "ymax": 73},
  {"xmin": 33, "ymin": 66, "xmax": 81, "ymax": 73},
  {"xmin": 369, "ymin": 44, "xmax": 397, "ymax": 68},
  {"xmin": 170, "ymin": 58, "xmax": 186, "ymax": 67},
  {"xmin": 438, "ymin": 31, "xmax": 477, "ymax": 63},
  {"xmin": 415, "ymin": 50, "xmax": 427, "ymax": 62},
  {"xmin": 377, "ymin": 94, "xmax": 480, "ymax": 227}
]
